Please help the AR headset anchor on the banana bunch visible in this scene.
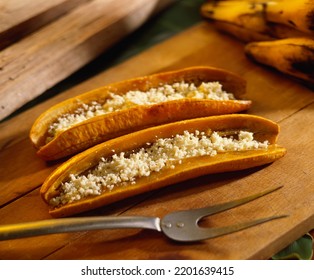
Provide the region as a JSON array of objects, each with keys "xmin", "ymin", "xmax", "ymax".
[{"xmin": 201, "ymin": 0, "xmax": 314, "ymax": 86}]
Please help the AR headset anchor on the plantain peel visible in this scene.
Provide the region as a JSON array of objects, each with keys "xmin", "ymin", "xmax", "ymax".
[
  {"xmin": 201, "ymin": 0, "xmax": 314, "ymax": 40},
  {"xmin": 30, "ymin": 66, "xmax": 251, "ymax": 161},
  {"xmin": 40, "ymin": 114, "xmax": 286, "ymax": 217},
  {"xmin": 245, "ymin": 37, "xmax": 314, "ymax": 84}
]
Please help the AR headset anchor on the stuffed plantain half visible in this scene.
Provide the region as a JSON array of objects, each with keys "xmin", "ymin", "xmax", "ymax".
[
  {"xmin": 40, "ymin": 114, "xmax": 286, "ymax": 217},
  {"xmin": 30, "ymin": 66, "xmax": 251, "ymax": 161}
]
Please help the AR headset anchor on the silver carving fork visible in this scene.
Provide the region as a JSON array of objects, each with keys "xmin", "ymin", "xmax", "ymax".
[{"xmin": 0, "ymin": 186, "xmax": 287, "ymax": 242}]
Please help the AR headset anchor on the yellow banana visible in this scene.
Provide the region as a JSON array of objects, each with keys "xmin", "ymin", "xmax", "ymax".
[
  {"xmin": 263, "ymin": 0, "xmax": 314, "ymax": 35},
  {"xmin": 245, "ymin": 37, "xmax": 314, "ymax": 85},
  {"xmin": 201, "ymin": 0, "xmax": 274, "ymax": 42},
  {"xmin": 201, "ymin": 0, "xmax": 314, "ymax": 42}
]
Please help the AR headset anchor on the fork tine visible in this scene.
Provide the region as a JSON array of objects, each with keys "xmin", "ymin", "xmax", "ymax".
[
  {"xmin": 162, "ymin": 214, "xmax": 288, "ymax": 242},
  {"xmin": 161, "ymin": 186, "xmax": 287, "ymax": 242},
  {"xmin": 188, "ymin": 185, "xmax": 284, "ymax": 220},
  {"xmin": 194, "ymin": 215, "xmax": 289, "ymax": 241}
]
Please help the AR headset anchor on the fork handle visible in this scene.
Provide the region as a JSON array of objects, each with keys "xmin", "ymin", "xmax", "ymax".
[{"xmin": 0, "ymin": 216, "xmax": 161, "ymax": 241}]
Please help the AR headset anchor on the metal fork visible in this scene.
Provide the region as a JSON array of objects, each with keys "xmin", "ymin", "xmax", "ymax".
[{"xmin": 0, "ymin": 186, "xmax": 287, "ymax": 242}]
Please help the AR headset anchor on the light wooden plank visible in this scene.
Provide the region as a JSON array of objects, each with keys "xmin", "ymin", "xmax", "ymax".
[
  {"xmin": 0, "ymin": 0, "xmax": 170, "ymax": 120},
  {"xmin": 0, "ymin": 0, "xmax": 89, "ymax": 50}
]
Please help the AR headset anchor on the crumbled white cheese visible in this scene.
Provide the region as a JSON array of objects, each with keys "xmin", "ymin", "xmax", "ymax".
[
  {"xmin": 49, "ymin": 130, "xmax": 268, "ymax": 207},
  {"xmin": 46, "ymin": 101, "xmax": 104, "ymax": 143},
  {"xmin": 46, "ymin": 81, "xmax": 235, "ymax": 142}
]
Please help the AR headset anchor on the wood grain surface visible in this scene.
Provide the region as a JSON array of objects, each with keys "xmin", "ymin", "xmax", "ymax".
[
  {"xmin": 0, "ymin": 22, "xmax": 313, "ymax": 260},
  {"xmin": 0, "ymin": 0, "xmax": 172, "ymax": 120},
  {"xmin": 0, "ymin": 0, "xmax": 90, "ymax": 50}
]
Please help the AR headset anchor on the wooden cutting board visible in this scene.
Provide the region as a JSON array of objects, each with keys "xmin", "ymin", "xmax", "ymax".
[
  {"xmin": 0, "ymin": 22, "xmax": 313, "ymax": 260},
  {"xmin": 0, "ymin": 0, "xmax": 173, "ymax": 120}
]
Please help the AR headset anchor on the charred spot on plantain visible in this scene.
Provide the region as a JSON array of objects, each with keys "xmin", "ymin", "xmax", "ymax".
[
  {"xmin": 290, "ymin": 59, "xmax": 314, "ymax": 78},
  {"xmin": 147, "ymin": 103, "xmax": 165, "ymax": 117},
  {"xmin": 288, "ymin": 45, "xmax": 314, "ymax": 77},
  {"xmin": 259, "ymin": 2, "xmax": 268, "ymax": 24}
]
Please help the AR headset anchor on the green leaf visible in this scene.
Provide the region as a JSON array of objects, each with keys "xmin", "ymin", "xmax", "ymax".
[{"xmin": 272, "ymin": 233, "xmax": 313, "ymax": 260}]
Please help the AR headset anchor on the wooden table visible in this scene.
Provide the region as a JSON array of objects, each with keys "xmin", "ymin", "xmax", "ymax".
[{"xmin": 0, "ymin": 21, "xmax": 314, "ymax": 260}]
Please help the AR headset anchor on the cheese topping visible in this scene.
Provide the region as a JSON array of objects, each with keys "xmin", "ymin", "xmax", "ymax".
[
  {"xmin": 49, "ymin": 130, "xmax": 268, "ymax": 207},
  {"xmin": 46, "ymin": 81, "xmax": 236, "ymax": 142}
]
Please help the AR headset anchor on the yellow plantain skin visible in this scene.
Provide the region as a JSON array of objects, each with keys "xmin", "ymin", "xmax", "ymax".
[
  {"xmin": 40, "ymin": 114, "xmax": 286, "ymax": 217},
  {"xmin": 245, "ymin": 37, "xmax": 314, "ymax": 84},
  {"xmin": 30, "ymin": 66, "xmax": 251, "ymax": 161},
  {"xmin": 201, "ymin": 0, "xmax": 314, "ymax": 42},
  {"xmin": 201, "ymin": 1, "xmax": 274, "ymax": 42},
  {"xmin": 264, "ymin": 0, "xmax": 314, "ymax": 35}
]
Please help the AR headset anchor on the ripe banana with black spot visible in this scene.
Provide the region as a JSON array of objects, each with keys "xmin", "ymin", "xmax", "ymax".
[
  {"xmin": 201, "ymin": 0, "xmax": 274, "ymax": 42},
  {"xmin": 263, "ymin": 0, "xmax": 314, "ymax": 35},
  {"xmin": 245, "ymin": 37, "xmax": 314, "ymax": 85},
  {"xmin": 201, "ymin": 0, "xmax": 314, "ymax": 42},
  {"xmin": 201, "ymin": 1, "xmax": 314, "ymax": 85}
]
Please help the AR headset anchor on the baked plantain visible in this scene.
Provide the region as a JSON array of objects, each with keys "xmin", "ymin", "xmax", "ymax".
[
  {"xmin": 40, "ymin": 114, "xmax": 286, "ymax": 217},
  {"xmin": 30, "ymin": 66, "xmax": 251, "ymax": 161}
]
